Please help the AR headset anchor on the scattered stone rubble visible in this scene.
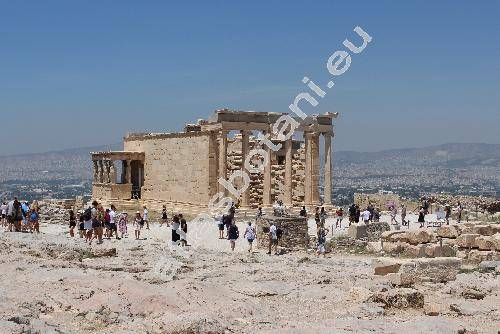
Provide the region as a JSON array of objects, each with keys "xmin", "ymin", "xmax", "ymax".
[
  {"xmin": 372, "ymin": 257, "xmax": 463, "ymax": 286},
  {"xmin": 365, "ymin": 222, "xmax": 500, "ymax": 265},
  {"xmin": 347, "ymin": 222, "xmax": 391, "ymax": 241}
]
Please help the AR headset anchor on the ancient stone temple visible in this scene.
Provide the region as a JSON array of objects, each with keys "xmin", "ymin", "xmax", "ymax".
[{"xmin": 91, "ymin": 109, "xmax": 337, "ymax": 212}]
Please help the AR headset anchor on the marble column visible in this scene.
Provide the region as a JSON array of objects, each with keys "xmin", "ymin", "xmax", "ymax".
[
  {"xmin": 126, "ymin": 160, "xmax": 132, "ymax": 184},
  {"xmin": 310, "ymin": 133, "xmax": 321, "ymax": 204},
  {"xmin": 262, "ymin": 134, "xmax": 272, "ymax": 207},
  {"xmin": 323, "ymin": 133, "xmax": 333, "ymax": 205},
  {"xmin": 304, "ymin": 132, "xmax": 312, "ymax": 205},
  {"xmin": 284, "ymin": 138, "xmax": 293, "ymax": 206},
  {"xmin": 218, "ymin": 130, "xmax": 229, "ymax": 195},
  {"xmin": 240, "ymin": 130, "xmax": 251, "ymax": 207}
]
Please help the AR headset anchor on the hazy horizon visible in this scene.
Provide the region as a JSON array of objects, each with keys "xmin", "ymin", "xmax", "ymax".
[
  {"xmin": 1, "ymin": 1, "xmax": 499, "ymax": 155},
  {"xmin": 0, "ymin": 141, "xmax": 498, "ymax": 159}
]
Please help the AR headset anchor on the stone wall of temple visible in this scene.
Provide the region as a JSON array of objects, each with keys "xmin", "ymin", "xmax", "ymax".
[
  {"xmin": 124, "ymin": 132, "xmax": 216, "ymax": 205},
  {"xmin": 226, "ymin": 136, "xmax": 306, "ymax": 208}
]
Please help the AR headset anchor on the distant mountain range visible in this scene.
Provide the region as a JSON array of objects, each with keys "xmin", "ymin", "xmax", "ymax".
[{"xmin": 335, "ymin": 143, "xmax": 500, "ymax": 168}]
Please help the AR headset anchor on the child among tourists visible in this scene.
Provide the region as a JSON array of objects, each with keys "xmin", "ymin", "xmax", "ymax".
[
  {"xmin": 118, "ymin": 212, "xmax": 128, "ymax": 238},
  {"xmin": 133, "ymin": 211, "xmax": 143, "ymax": 240}
]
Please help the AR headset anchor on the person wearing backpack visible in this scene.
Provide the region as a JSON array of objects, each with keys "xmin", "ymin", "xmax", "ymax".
[{"xmin": 228, "ymin": 220, "xmax": 239, "ymax": 251}]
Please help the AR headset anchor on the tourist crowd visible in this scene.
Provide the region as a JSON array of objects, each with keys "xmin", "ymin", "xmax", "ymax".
[
  {"xmin": 1, "ymin": 196, "xmax": 467, "ymax": 258},
  {"xmin": 1, "ymin": 197, "xmax": 40, "ymax": 233}
]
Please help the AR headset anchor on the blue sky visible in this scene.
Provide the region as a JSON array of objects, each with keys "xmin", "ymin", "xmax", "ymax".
[{"xmin": 1, "ymin": 1, "xmax": 499, "ymax": 155}]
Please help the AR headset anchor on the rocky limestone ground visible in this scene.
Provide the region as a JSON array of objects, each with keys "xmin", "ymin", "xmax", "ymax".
[{"xmin": 0, "ymin": 218, "xmax": 498, "ymax": 334}]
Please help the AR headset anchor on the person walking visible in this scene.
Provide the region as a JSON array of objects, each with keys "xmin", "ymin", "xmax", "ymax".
[
  {"xmin": 161, "ymin": 206, "xmax": 169, "ymax": 227},
  {"xmin": 29, "ymin": 207, "xmax": 39, "ymax": 233},
  {"xmin": 255, "ymin": 207, "xmax": 263, "ymax": 222},
  {"xmin": 348, "ymin": 204, "xmax": 356, "ymax": 227},
  {"xmin": 217, "ymin": 214, "xmax": 225, "ymax": 239},
  {"xmin": 108, "ymin": 205, "xmax": 119, "ymax": 239},
  {"xmin": 367, "ymin": 203, "xmax": 375, "ymax": 222},
  {"xmin": 244, "ymin": 221, "xmax": 256, "ymax": 253},
  {"xmin": 68, "ymin": 210, "xmax": 76, "ymax": 237},
  {"xmin": 389, "ymin": 206, "xmax": 398, "ymax": 225},
  {"xmin": 335, "ymin": 207, "xmax": 344, "ymax": 230},
  {"xmin": 78, "ymin": 211, "xmax": 85, "ymax": 238},
  {"xmin": 401, "ymin": 204, "xmax": 408, "ymax": 226},
  {"xmin": 228, "ymin": 221, "xmax": 239, "ymax": 251},
  {"xmin": 94, "ymin": 204, "xmax": 105, "ymax": 244},
  {"xmin": 89, "ymin": 201, "xmax": 102, "ymax": 245},
  {"xmin": 299, "ymin": 206, "xmax": 307, "ymax": 217},
  {"xmin": 418, "ymin": 207, "xmax": 426, "ymax": 228},
  {"xmin": 179, "ymin": 214, "xmax": 188, "ymax": 247},
  {"xmin": 12, "ymin": 199, "xmax": 23, "ymax": 232},
  {"xmin": 0, "ymin": 202, "xmax": 6, "ymax": 227},
  {"xmin": 354, "ymin": 205, "xmax": 361, "ymax": 224},
  {"xmin": 103, "ymin": 208, "xmax": 111, "ymax": 238},
  {"xmin": 83, "ymin": 205, "xmax": 93, "ymax": 244},
  {"xmin": 314, "ymin": 207, "xmax": 321, "ymax": 228},
  {"xmin": 444, "ymin": 205, "xmax": 452, "ymax": 225},
  {"xmin": 361, "ymin": 208, "xmax": 371, "ymax": 224},
  {"xmin": 268, "ymin": 222, "xmax": 278, "ymax": 255},
  {"xmin": 143, "ymin": 206, "xmax": 150, "ymax": 230},
  {"xmin": 316, "ymin": 225, "xmax": 329, "ymax": 257},
  {"xmin": 171, "ymin": 215, "xmax": 181, "ymax": 244},
  {"xmin": 319, "ymin": 207, "xmax": 327, "ymax": 227}
]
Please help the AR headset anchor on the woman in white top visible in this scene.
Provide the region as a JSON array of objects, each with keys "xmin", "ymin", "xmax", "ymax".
[{"xmin": 244, "ymin": 222, "xmax": 256, "ymax": 253}]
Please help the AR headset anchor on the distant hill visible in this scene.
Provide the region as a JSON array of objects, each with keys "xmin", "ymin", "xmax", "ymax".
[
  {"xmin": 336, "ymin": 143, "xmax": 500, "ymax": 168},
  {"xmin": 0, "ymin": 143, "xmax": 122, "ymax": 183}
]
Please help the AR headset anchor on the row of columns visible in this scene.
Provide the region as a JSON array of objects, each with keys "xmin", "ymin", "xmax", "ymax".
[
  {"xmin": 217, "ymin": 129, "xmax": 333, "ymax": 207},
  {"xmin": 93, "ymin": 159, "xmax": 132, "ymax": 184}
]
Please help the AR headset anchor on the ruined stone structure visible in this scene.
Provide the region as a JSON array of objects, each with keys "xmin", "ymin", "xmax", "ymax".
[
  {"xmin": 91, "ymin": 109, "xmax": 337, "ymax": 211},
  {"xmin": 256, "ymin": 215, "xmax": 310, "ymax": 250}
]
